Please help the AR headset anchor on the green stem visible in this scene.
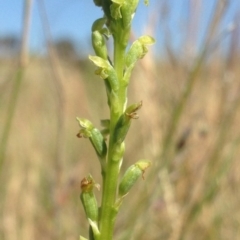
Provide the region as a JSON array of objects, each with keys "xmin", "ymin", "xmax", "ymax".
[
  {"xmin": 99, "ymin": 119, "xmax": 122, "ymax": 239},
  {"xmin": 99, "ymin": 28, "xmax": 128, "ymax": 240},
  {"xmin": 113, "ymin": 29, "xmax": 129, "ymax": 113}
]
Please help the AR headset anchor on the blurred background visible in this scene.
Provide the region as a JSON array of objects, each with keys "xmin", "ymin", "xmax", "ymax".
[{"xmin": 1, "ymin": 0, "xmax": 240, "ymax": 239}]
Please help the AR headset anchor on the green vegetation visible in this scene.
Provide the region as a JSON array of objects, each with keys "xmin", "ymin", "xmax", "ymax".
[
  {"xmin": 0, "ymin": 1, "xmax": 240, "ymax": 240},
  {"xmin": 77, "ymin": 1, "xmax": 154, "ymax": 239}
]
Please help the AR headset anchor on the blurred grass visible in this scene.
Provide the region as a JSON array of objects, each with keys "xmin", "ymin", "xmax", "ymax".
[
  {"xmin": 1, "ymin": 0, "xmax": 240, "ymax": 240},
  {"xmin": 1, "ymin": 53, "xmax": 240, "ymax": 240}
]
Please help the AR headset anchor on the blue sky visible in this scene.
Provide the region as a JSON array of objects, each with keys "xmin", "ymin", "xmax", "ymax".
[{"xmin": 0, "ymin": 0, "xmax": 239, "ymax": 57}]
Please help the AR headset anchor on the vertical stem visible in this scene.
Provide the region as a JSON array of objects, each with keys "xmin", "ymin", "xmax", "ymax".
[
  {"xmin": 0, "ymin": 0, "xmax": 33, "ymax": 173},
  {"xmin": 37, "ymin": 0, "xmax": 66, "ymax": 238},
  {"xmin": 0, "ymin": 1, "xmax": 33, "ymax": 238},
  {"xmin": 114, "ymin": 37, "xmax": 128, "ymax": 112},
  {"xmin": 20, "ymin": 0, "xmax": 34, "ymax": 67},
  {"xmin": 99, "ymin": 28, "xmax": 128, "ymax": 240}
]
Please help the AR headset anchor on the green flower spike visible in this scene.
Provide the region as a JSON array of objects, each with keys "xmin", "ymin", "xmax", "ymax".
[
  {"xmin": 118, "ymin": 159, "xmax": 151, "ymax": 197},
  {"xmin": 78, "ymin": 1, "xmax": 154, "ymax": 239}
]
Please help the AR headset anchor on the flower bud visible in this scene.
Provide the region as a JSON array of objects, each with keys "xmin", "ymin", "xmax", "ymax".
[
  {"xmin": 120, "ymin": 0, "xmax": 139, "ymax": 28},
  {"xmin": 110, "ymin": 1, "xmax": 122, "ymax": 20},
  {"xmin": 80, "ymin": 176, "xmax": 99, "ymax": 222},
  {"xmin": 92, "ymin": 18, "xmax": 111, "ymax": 41},
  {"xmin": 123, "ymin": 36, "xmax": 155, "ymax": 83},
  {"xmin": 89, "ymin": 55, "xmax": 119, "ymax": 91},
  {"xmin": 76, "ymin": 118, "xmax": 107, "ymax": 161},
  {"xmin": 92, "ymin": 18, "xmax": 106, "ymax": 32},
  {"xmin": 77, "ymin": 118, "xmax": 94, "ymax": 130},
  {"xmin": 109, "ymin": 0, "xmax": 139, "ymax": 28},
  {"xmin": 125, "ymin": 35, "xmax": 155, "ymax": 68},
  {"xmin": 76, "ymin": 129, "xmax": 92, "ymax": 138},
  {"xmin": 89, "ymin": 128, "xmax": 107, "ymax": 159},
  {"xmin": 92, "ymin": 31, "xmax": 108, "ymax": 60},
  {"xmin": 125, "ymin": 101, "xmax": 142, "ymax": 118},
  {"xmin": 118, "ymin": 160, "xmax": 151, "ymax": 197}
]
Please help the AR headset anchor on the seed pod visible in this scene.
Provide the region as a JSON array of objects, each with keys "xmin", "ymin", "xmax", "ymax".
[
  {"xmin": 76, "ymin": 118, "xmax": 107, "ymax": 161},
  {"xmin": 113, "ymin": 101, "xmax": 142, "ymax": 144},
  {"xmin": 92, "ymin": 30, "xmax": 108, "ymax": 60},
  {"xmin": 118, "ymin": 160, "xmax": 151, "ymax": 197},
  {"xmin": 80, "ymin": 176, "xmax": 99, "ymax": 222},
  {"xmin": 113, "ymin": 114, "xmax": 130, "ymax": 144},
  {"xmin": 89, "ymin": 127, "xmax": 107, "ymax": 159}
]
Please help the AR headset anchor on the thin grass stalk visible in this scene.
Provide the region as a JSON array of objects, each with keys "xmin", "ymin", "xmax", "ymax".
[
  {"xmin": 37, "ymin": 0, "xmax": 66, "ymax": 238},
  {"xmin": 0, "ymin": 1, "xmax": 33, "ymax": 238},
  {"xmin": 0, "ymin": 0, "xmax": 33, "ymax": 174}
]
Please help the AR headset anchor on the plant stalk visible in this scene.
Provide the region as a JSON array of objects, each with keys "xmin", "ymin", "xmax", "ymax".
[{"xmin": 99, "ymin": 30, "xmax": 127, "ymax": 240}]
